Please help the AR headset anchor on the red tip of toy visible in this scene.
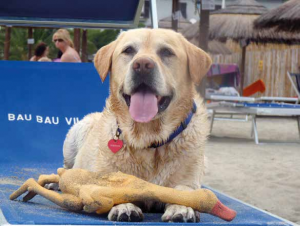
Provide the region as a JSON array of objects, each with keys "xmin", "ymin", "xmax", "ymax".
[{"xmin": 211, "ymin": 200, "xmax": 237, "ymax": 221}]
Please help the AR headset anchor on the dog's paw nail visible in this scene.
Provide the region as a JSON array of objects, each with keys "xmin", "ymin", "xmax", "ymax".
[
  {"xmin": 172, "ymin": 214, "xmax": 185, "ymax": 222},
  {"xmin": 118, "ymin": 212, "xmax": 129, "ymax": 221},
  {"xmin": 130, "ymin": 211, "xmax": 142, "ymax": 222},
  {"xmin": 110, "ymin": 213, "xmax": 118, "ymax": 221}
]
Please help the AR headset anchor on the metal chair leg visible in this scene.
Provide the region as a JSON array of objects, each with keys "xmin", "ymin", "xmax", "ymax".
[
  {"xmin": 297, "ymin": 116, "xmax": 300, "ymax": 140},
  {"xmin": 252, "ymin": 115, "xmax": 259, "ymax": 144},
  {"xmin": 251, "ymin": 116, "xmax": 254, "ymax": 138},
  {"xmin": 210, "ymin": 110, "xmax": 215, "ymax": 133}
]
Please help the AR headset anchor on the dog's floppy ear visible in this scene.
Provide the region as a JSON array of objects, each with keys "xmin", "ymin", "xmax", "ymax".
[
  {"xmin": 94, "ymin": 40, "xmax": 117, "ymax": 82},
  {"xmin": 181, "ymin": 37, "xmax": 212, "ymax": 85}
]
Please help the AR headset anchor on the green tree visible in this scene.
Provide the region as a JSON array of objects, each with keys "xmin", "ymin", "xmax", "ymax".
[
  {"xmin": 88, "ymin": 29, "xmax": 119, "ymax": 50},
  {"xmin": 0, "ymin": 27, "xmax": 5, "ymax": 59},
  {"xmin": 0, "ymin": 27, "xmax": 57, "ymax": 60},
  {"xmin": 9, "ymin": 28, "xmax": 28, "ymax": 61}
]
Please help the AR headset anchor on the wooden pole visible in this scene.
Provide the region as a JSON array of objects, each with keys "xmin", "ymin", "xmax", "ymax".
[
  {"xmin": 240, "ymin": 46, "xmax": 247, "ymax": 95},
  {"xmin": 28, "ymin": 27, "xmax": 33, "ymax": 60},
  {"xmin": 198, "ymin": 2, "xmax": 210, "ymax": 98},
  {"xmin": 73, "ymin": 28, "xmax": 81, "ymax": 54},
  {"xmin": 172, "ymin": 0, "xmax": 179, "ymax": 32},
  {"xmin": 4, "ymin": 26, "xmax": 11, "ymax": 60},
  {"xmin": 199, "ymin": 7, "xmax": 209, "ymax": 52},
  {"xmin": 81, "ymin": 29, "xmax": 88, "ymax": 62}
]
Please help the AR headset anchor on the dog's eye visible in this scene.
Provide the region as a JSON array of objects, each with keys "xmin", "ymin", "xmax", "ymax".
[
  {"xmin": 159, "ymin": 48, "xmax": 174, "ymax": 58},
  {"xmin": 122, "ymin": 46, "xmax": 135, "ymax": 55}
]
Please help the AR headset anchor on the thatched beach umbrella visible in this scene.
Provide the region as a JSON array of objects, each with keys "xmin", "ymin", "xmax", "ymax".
[
  {"xmin": 209, "ymin": 0, "xmax": 300, "ymax": 93},
  {"xmin": 209, "ymin": 0, "xmax": 269, "ymax": 93},
  {"xmin": 149, "ymin": 17, "xmax": 232, "ymax": 55},
  {"xmin": 158, "ymin": 16, "xmax": 191, "ymax": 33},
  {"xmin": 254, "ymin": 0, "xmax": 300, "ymax": 32},
  {"xmin": 184, "ymin": 20, "xmax": 300, "ymax": 45},
  {"xmin": 194, "ymin": 39, "xmax": 232, "ymax": 55},
  {"xmin": 182, "ymin": 23, "xmax": 232, "ymax": 55}
]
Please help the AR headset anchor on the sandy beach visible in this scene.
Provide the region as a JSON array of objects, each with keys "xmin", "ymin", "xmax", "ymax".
[{"xmin": 203, "ymin": 117, "xmax": 300, "ymax": 224}]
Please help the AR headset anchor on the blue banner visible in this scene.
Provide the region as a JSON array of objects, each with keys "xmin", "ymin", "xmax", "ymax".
[{"xmin": 0, "ymin": 61, "xmax": 109, "ymax": 163}]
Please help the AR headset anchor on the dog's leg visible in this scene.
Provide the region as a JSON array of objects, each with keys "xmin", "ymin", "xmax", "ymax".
[
  {"xmin": 162, "ymin": 185, "xmax": 200, "ymax": 223},
  {"xmin": 79, "ymin": 183, "xmax": 143, "ymax": 221},
  {"xmin": 22, "ymin": 174, "xmax": 59, "ymax": 201},
  {"xmin": 108, "ymin": 203, "xmax": 144, "ymax": 222},
  {"xmin": 10, "ymin": 178, "xmax": 83, "ymax": 212},
  {"xmin": 63, "ymin": 116, "xmax": 96, "ymax": 169}
]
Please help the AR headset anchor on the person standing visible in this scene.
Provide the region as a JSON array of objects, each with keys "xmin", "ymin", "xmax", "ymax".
[{"xmin": 52, "ymin": 29, "xmax": 81, "ymax": 63}]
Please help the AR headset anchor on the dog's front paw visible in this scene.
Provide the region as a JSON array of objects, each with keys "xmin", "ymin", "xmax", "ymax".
[
  {"xmin": 162, "ymin": 204, "xmax": 200, "ymax": 223},
  {"xmin": 108, "ymin": 203, "xmax": 144, "ymax": 222}
]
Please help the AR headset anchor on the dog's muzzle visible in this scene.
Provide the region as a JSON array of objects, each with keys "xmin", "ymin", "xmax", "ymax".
[
  {"xmin": 122, "ymin": 57, "xmax": 172, "ymax": 123},
  {"xmin": 131, "ymin": 57, "xmax": 156, "ymax": 90}
]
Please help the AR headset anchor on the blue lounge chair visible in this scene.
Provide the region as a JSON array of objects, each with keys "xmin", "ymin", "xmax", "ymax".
[{"xmin": 0, "ymin": 61, "xmax": 296, "ymax": 225}]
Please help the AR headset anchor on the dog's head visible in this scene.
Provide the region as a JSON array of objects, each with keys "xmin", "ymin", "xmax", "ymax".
[{"xmin": 94, "ymin": 28, "xmax": 211, "ymax": 124}]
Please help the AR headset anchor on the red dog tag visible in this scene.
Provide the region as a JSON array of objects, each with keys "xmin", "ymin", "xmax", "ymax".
[{"xmin": 108, "ymin": 139, "xmax": 123, "ymax": 153}]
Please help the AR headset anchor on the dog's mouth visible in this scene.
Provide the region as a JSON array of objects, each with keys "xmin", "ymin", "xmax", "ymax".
[{"xmin": 122, "ymin": 84, "xmax": 172, "ymax": 123}]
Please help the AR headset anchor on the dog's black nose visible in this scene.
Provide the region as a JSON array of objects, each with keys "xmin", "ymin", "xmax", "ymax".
[{"xmin": 132, "ymin": 57, "xmax": 155, "ymax": 75}]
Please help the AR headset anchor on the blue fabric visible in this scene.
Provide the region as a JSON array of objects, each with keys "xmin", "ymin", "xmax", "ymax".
[
  {"xmin": 0, "ymin": 0, "xmax": 140, "ymax": 26},
  {"xmin": 0, "ymin": 61, "xmax": 109, "ymax": 164},
  {"xmin": 0, "ymin": 163, "xmax": 293, "ymax": 225},
  {"xmin": 0, "ymin": 61, "xmax": 294, "ymax": 225}
]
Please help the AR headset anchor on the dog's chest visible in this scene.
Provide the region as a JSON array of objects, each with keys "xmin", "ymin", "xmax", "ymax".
[{"xmin": 110, "ymin": 146, "xmax": 182, "ymax": 185}]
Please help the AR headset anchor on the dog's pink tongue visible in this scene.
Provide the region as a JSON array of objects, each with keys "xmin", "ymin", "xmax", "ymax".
[{"xmin": 129, "ymin": 91, "xmax": 158, "ymax": 123}]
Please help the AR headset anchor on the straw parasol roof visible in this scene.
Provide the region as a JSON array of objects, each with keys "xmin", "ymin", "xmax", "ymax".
[
  {"xmin": 212, "ymin": 0, "xmax": 267, "ymax": 15},
  {"xmin": 209, "ymin": 0, "xmax": 267, "ymax": 42},
  {"xmin": 148, "ymin": 16, "xmax": 232, "ymax": 55},
  {"xmin": 190, "ymin": 38, "xmax": 232, "ymax": 55},
  {"xmin": 182, "ymin": 23, "xmax": 232, "ymax": 55},
  {"xmin": 157, "ymin": 15, "xmax": 191, "ymax": 33},
  {"xmin": 254, "ymin": 0, "xmax": 300, "ymax": 32},
  {"xmin": 183, "ymin": 20, "xmax": 300, "ymax": 47},
  {"xmin": 210, "ymin": 14, "xmax": 300, "ymax": 44},
  {"xmin": 182, "ymin": 0, "xmax": 300, "ymax": 45},
  {"xmin": 207, "ymin": 0, "xmax": 268, "ymax": 94}
]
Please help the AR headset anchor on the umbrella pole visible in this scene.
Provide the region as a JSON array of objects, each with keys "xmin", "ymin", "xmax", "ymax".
[
  {"xmin": 240, "ymin": 45, "xmax": 247, "ymax": 96},
  {"xmin": 4, "ymin": 26, "xmax": 11, "ymax": 60},
  {"xmin": 172, "ymin": 0, "xmax": 179, "ymax": 31},
  {"xmin": 73, "ymin": 28, "xmax": 81, "ymax": 54},
  {"xmin": 28, "ymin": 27, "xmax": 33, "ymax": 60},
  {"xmin": 198, "ymin": 3, "xmax": 210, "ymax": 98},
  {"xmin": 81, "ymin": 29, "xmax": 88, "ymax": 62}
]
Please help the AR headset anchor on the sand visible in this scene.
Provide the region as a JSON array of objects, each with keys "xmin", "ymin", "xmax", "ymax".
[{"xmin": 203, "ymin": 117, "xmax": 300, "ymax": 224}]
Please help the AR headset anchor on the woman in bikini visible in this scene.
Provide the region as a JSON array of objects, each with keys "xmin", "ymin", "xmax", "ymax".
[{"xmin": 52, "ymin": 29, "xmax": 81, "ymax": 63}]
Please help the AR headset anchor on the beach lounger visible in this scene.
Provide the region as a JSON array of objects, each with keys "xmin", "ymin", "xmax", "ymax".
[
  {"xmin": 0, "ymin": 61, "xmax": 296, "ymax": 225},
  {"xmin": 207, "ymin": 71, "xmax": 300, "ymax": 144},
  {"xmin": 256, "ymin": 72, "xmax": 300, "ymax": 104},
  {"xmin": 208, "ymin": 101, "xmax": 300, "ymax": 144}
]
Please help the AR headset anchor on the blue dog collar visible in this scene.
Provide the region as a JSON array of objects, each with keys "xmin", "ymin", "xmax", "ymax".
[{"xmin": 117, "ymin": 101, "xmax": 197, "ymax": 149}]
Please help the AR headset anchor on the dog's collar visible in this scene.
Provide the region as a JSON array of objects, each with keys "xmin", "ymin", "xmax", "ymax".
[{"xmin": 117, "ymin": 101, "xmax": 197, "ymax": 149}]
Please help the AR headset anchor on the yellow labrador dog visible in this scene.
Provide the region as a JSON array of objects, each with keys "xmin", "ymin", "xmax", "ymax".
[{"xmin": 63, "ymin": 28, "xmax": 212, "ymax": 222}]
